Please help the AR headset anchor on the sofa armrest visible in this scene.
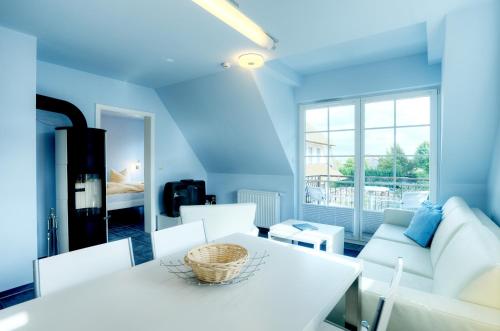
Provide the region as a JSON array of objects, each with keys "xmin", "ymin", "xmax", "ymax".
[
  {"xmin": 383, "ymin": 208, "xmax": 414, "ymax": 227},
  {"xmin": 361, "ymin": 278, "xmax": 500, "ymax": 331}
]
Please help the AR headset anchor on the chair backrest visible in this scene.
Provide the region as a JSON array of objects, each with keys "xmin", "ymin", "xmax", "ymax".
[
  {"xmin": 180, "ymin": 203, "xmax": 256, "ymax": 242},
  {"xmin": 372, "ymin": 257, "xmax": 404, "ymax": 331},
  {"xmin": 34, "ymin": 238, "xmax": 134, "ymax": 297},
  {"xmin": 401, "ymin": 191, "xmax": 428, "ymax": 210},
  {"xmin": 151, "ymin": 221, "xmax": 206, "ymax": 259},
  {"xmin": 306, "ymin": 186, "xmax": 326, "ymax": 202}
]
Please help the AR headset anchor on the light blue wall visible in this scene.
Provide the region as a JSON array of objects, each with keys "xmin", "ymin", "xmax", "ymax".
[
  {"xmin": 0, "ymin": 26, "xmax": 37, "ymax": 292},
  {"xmin": 157, "ymin": 68, "xmax": 292, "ymax": 175},
  {"xmin": 252, "ymin": 68, "xmax": 298, "ymax": 217},
  {"xmin": 295, "ymin": 53, "xmax": 441, "ymax": 104},
  {"xmin": 488, "ymin": 121, "xmax": 500, "ymax": 225},
  {"xmin": 35, "ymin": 61, "xmax": 207, "ymax": 258},
  {"xmin": 101, "ymin": 114, "xmax": 144, "ymax": 182},
  {"xmin": 439, "ymin": 1, "xmax": 500, "ymax": 210},
  {"xmin": 157, "ymin": 67, "xmax": 298, "ymax": 220},
  {"xmin": 207, "ymin": 173, "xmax": 295, "ymax": 222}
]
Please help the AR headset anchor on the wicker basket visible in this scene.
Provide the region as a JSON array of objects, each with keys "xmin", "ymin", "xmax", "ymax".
[{"xmin": 184, "ymin": 243, "xmax": 248, "ymax": 283}]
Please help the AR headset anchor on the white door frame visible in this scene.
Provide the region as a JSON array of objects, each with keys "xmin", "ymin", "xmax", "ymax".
[
  {"xmin": 95, "ymin": 104, "xmax": 156, "ymax": 233},
  {"xmin": 298, "ymin": 88, "xmax": 439, "ymax": 243}
]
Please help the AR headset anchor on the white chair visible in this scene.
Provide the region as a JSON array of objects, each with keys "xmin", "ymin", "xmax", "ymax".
[
  {"xmin": 319, "ymin": 258, "xmax": 404, "ymax": 331},
  {"xmin": 33, "ymin": 238, "xmax": 134, "ymax": 297},
  {"xmin": 306, "ymin": 186, "xmax": 326, "ymax": 204},
  {"xmin": 180, "ymin": 203, "xmax": 258, "ymax": 242},
  {"xmin": 151, "ymin": 221, "xmax": 206, "ymax": 259}
]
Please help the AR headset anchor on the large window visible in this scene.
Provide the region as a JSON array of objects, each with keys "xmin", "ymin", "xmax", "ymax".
[{"xmin": 300, "ymin": 90, "xmax": 438, "ymax": 241}]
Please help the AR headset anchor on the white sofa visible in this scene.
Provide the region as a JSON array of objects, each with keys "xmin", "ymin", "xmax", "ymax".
[
  {"xmin": 357, "ymin": 196, "xmax": 500, "ymax": 331},
  {"xmin": 179, "ymin": 203, "xmax": 259, "ymax": 242}
]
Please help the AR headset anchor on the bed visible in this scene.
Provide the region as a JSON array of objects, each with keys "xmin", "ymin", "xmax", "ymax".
[{"xmin": 106, "ymin": 182, "xmax": 144, "ymax": 211}]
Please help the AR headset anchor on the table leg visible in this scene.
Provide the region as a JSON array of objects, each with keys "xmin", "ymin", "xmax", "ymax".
[{"xmin": 345, "ymin": 276, "xmax": 361, "ymax": 330}]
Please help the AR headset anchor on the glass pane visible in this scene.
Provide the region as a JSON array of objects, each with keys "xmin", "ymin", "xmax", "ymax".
[
  {"xmin": 396, "ymin": 177, "xmax": 430, "ymax": 210},
  {"xmin": 305, "ymin": 156, "xmax": 328, "ymax": 177},
  {"xmin": 329, "ymin": 130, "xmax": 355, "ymax": 156},
  {"xmin": 364, "ymin": 156, "xmax": 394, "ymax": 186},
  {"xmin": 329, "ymin": 157, "xmax": 355, "ymax": 181},
  {"xmin": 329, "ymin": 105, "xmax": 355, "ymax": 130},
  {"xmin": 328, "ymin": 157, "xmax": 355, "ymax": 208},
  {"xmin": 396, "ymin": 126, "xmax": 430, "ymax": 155},
  {"xmin": 364, "ymin": 100, "xmax": 394, "ymax": 128},
  {"xmin": 305, "ymin": 156, "xmax": 328, "ymax": 205},
  {"xmin": 365, "ymin": 128, "xmax": 393, "ymax": 155},
  {"xmin": 395, "ymin": 155, "xmax": 415, "ymax": 178},
  {"xmin": 396, "ymin": 96, "xmax": 430, "ymax": 126},
  {"xmin": 305, "ymin": 107, "xmax": 328, "ymax": 132},
  {"xmin": 305, "ymin": 132, "xmax": 328, "ymax": 156}
]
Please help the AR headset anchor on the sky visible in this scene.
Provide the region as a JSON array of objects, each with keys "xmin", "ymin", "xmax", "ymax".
[{"xmin": 305, "ymin": 96, "xmax": 430, "ymax": 157}]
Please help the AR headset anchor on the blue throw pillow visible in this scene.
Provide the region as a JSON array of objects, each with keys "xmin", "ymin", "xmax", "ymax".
[
  {"xmin": 404, "ymin": 205, "xmax": 443, "ymax": 247},
  {"xmin": 421, "ymin": 200, "xmax": 442, "ymax": 210}
]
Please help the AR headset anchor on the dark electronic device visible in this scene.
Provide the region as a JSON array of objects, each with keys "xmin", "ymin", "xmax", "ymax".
[{"xmin": 163, "ymin": 180, "xmax": 206, "ymax": 217}]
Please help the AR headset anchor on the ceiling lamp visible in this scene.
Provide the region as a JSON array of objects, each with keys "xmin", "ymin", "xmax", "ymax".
[
  {"xmin": 238, "ymin": 53, "xmax": 264, "ymax": 69},
  {"xmin": 193, "ymin": 0, "xmax": 277, "ymax": 49}
]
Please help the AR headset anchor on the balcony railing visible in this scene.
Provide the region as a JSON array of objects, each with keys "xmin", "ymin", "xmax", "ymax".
[{"xmin": 305, "ymin": 175, "xmax": 429, "ymax": 211}]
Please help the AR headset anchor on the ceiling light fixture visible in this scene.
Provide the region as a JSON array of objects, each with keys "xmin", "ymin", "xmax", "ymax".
[
  {"xmin": 192, "ymin": 0, "xmax": 277, "ymax": 50},
  {"xmin": 238, "ymin": 53, "xmax": 264, "ymax": 69}
]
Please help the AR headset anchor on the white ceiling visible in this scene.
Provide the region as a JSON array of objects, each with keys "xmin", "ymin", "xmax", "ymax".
[{"xmin": 0, "ymin": 0, "xmax": 492, "ymax": 87}]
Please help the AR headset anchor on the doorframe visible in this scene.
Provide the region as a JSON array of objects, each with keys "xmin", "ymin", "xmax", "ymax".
[
  {"xmin": 95, "ymin": 104, "xmax": 156, "ymax": 234},
  {"xmin": 298, "ymin": 88, "xmax": 439, "ymax": 243}
]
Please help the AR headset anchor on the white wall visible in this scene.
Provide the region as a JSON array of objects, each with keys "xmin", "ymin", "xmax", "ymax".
[
  {"xmin": 0, "ymin": 26, "xmax": 37, "ymax": 292},
  {"xmin": 439, "ymin": 1, "xmax": 500, "ymax": 209}
]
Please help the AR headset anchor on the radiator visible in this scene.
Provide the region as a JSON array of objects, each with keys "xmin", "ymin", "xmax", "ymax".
[{"xmin": 237, "ymin": 189, "xmax": 280, "ymax": 228}]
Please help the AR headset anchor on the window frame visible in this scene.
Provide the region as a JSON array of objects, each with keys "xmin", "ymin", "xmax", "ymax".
[{"xmin": 298, "ymin": 88, "xmax": 439, "ymax": 241}]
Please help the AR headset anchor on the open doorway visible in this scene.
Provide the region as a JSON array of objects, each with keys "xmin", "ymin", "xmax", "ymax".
[{"xmin": 95, "ymin": 104, "xmax": 156, "ymax": 236}]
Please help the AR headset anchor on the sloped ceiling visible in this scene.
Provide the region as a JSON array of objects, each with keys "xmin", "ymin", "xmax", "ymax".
[
  {"xmin": 0, "ymin": 0, "xmax": 493, "ymax": 87},
  {"xmin": 156, "ymin": 68, "xmax": 293, "ymax": 175}
]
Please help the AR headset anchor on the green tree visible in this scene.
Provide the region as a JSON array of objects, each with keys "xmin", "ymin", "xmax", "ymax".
[
  {"xmin": 338, "ymin": 157, "xmax": 355, "ymax": 177},
  {"xmin": 377, "ymin": 144, "xmax": 413, "ymax": 178},
  {"xmin": 413, "ymin": 141, "xmax": 430, "ymax": 178}
]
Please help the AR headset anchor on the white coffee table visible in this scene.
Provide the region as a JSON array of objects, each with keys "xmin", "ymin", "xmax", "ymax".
[{"xmin": 268, "ymin": 219, "xmax": 344, "ymax": 254}]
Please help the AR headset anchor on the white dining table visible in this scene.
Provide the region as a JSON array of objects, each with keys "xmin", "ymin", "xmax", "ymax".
[{"xmin": 0, "ymin": 233, "xmax": 362, "ymax": 331}]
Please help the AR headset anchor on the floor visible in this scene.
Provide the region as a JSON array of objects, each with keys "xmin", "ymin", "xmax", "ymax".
[{"xmin": 0, "ymin": 224, "xmax": 363, "ymax": 310}]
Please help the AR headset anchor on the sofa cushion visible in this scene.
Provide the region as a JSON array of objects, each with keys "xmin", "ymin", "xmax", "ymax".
[
  {"xmin": 362, "ymin": 260, "xmax": 433, "ymax": 292},
  {"xmin": 433, "ymin": 223, "xmax": 500, "ymax": 309},
  {"xmin": 404, "ymin": 205, "xmax": 443, "ymax": 247},
  {"xmin": 442, "ymin": 196, "xmax": 468, "ymax": 217},
  {"xmin": 372, "ymin": 224, "xmax": 419, "ymax": 246},
  {"xmin": 358, "ymin": 238, "xmax": 433, "ymax": 278},
  {"xmin": 430, "ymin": 203, "xmax": 479, "ymax": 267}
]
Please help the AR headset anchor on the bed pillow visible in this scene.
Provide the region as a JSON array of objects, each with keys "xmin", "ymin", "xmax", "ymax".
[
  {"xmin": 109, "ymin": 168, "xmax": 128, "ymax": 183},
  {"xmin": 404, "ymin": 204, "xmax": 443, "ymax": 247}
]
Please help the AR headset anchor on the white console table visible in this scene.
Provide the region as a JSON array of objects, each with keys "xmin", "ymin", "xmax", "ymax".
[{"xmin": 268, "ymin": 219, "xmax": 344, "ymax": 254}]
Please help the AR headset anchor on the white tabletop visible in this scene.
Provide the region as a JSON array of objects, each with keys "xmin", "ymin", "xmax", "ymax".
[
  {"xmin": 269, "ymin": 220, "xmax": 344, "ymax": 245},
  {"xmin": 0, "ymin": 233, "xmax": 361, "ymax": 331}
]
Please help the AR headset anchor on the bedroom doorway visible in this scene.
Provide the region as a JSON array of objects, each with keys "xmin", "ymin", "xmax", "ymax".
[{"xmin": 95, "ymin": 104, "xmax": 156, "ymax": 235}]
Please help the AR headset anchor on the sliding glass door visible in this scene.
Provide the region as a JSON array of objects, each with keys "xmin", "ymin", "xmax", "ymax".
[
  {"xmin": 301, "ymin": 90, "xmax": 437, "ymax": 242},
  {"xmin": 303, "ymin": 100, "xmax": 359, "ymax": 239}
]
